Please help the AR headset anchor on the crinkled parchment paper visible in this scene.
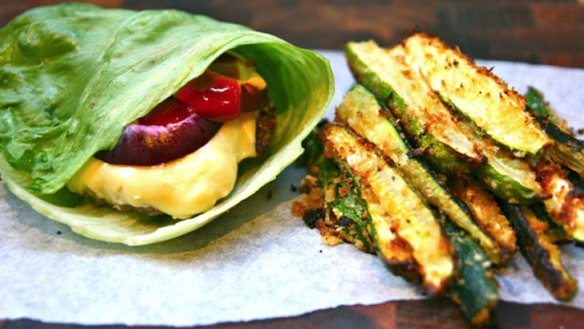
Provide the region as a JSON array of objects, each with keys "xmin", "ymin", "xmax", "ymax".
[{"xmin": 1, "ymin": 51, "xmax": 583, "ymax": 326}]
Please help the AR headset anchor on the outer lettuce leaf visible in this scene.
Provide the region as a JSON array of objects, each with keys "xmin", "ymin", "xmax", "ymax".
[{"xmin": 0, "ymin": 4, "xmax": 334, "ymax": 245}]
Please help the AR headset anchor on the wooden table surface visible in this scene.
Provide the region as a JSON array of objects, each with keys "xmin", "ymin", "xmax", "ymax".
[
  {"xmin": 1, "ymin": 1, "xmax": 584, "ymax": 328},
  {"xmin": 2, "ymin": 0, "xmax": 584, "ymax": 68}
]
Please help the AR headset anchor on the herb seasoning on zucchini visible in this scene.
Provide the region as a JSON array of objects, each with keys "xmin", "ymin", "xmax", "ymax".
[{"xmin": 294, "ymin": 33, "xmax": 582, "ymax": 326}]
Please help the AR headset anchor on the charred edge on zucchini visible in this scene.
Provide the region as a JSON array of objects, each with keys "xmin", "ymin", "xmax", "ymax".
[
  {"xmin": 525, "ymin": 87, "xmax": 584, "ymax": 179},
  {"xmin": 499, "ymin": 201, "xmax": 578, "ymax": 301},
  {"xmin": 401, "ymin": 32, "xmax": 551, "ymax": 155},
  {"xmin": 441, "ymin": 216, "xmax": 498, "ymax": 326},
  {"xmin": 566, "ymin": 167, "xmax": 584, "ymax": 193},
  {"xmin": 344, "ymin": 40, "xmax": 481, "ymax": 174},
  {"xmin": 336, "ymin": 84, "xmax": 505, "ymax": 264},
  {"xmin": 536, "ymin": 160, "xmax": 584, "ymax": 242},
  {"xmin": 447, "ymin": 177, "xmax": 517, "ymax": 264},
  {"xmin": 320, "ymin": 123, "xmax": 454, "ymax": 292},
  {"xmin": 528, "ymin": 113, "xmax": 584, "ymax": 180}
]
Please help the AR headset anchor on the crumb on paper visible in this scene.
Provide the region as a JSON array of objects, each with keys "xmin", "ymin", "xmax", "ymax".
[{"xmin": 291, "ymin": 174, "xmax": 345, "ymax": 247}]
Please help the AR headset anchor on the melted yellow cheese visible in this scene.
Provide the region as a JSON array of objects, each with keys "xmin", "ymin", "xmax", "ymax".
[{"xmin": 67, "ymin": 113, "xmax": 258, "ymax": 219}]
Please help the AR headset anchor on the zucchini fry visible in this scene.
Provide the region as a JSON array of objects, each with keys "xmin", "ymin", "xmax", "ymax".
[
  {"xmin": 320, "ymin": 159, "xmax": 377, "ymax": 253},
  {"xmin": 441, "ymin": 217, "xmax": 498, "ymax": 326},
  {"xmin": 402, "ymin": 32, "xmax": 551, "ymax": 155},
  {"xmin": 500, "ymin": 202, "xmax": 577, "ymax": 301},
  {"xmin": 345, "ymin": 40, "xmax": 481, "ymax": 174},
  {"xmin": 336, "ymin": 85, "xmax": 506, "ymax": 264},
  {"xmin": 525, "ymin": 87, "xmax": 584, "ymax": 179},
  {"xmin": 321, "ymin": 124, "xmax": 454, "ymax": 292},
  {"xmin": 452, "ymin": 113, "xmax": 543, "ymax": 204},
  {"xmin": 550, "ymin": 141, "xmax": 584, "ymax": 181},
  {"xmin": 447, "ymin": 177, "xmax": 517, "ymax": 264},
  {"xmin": 296, "ymin": 130, "xmax": 376, "ymax": 252},
  {"xmin": 296, "ymin": 34, "xmax": 581, "ymax": 326},
  {"xmin": 391, "ymin": 39, "xmax": 542, "ymax": 204},
  {"xmin": 345, "ymin": 40, "xmax": 542, "ymax": 204}
]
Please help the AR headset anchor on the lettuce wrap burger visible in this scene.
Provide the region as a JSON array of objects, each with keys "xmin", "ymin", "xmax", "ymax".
[{"xmin": 0, "ymin": 4, "xmax": 334, "ymax": 245}]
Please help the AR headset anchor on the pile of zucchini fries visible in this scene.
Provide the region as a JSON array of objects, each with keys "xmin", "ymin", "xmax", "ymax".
[{"xmin": 294, "ymin": 33, "xmax": 583, "ymax": 325}]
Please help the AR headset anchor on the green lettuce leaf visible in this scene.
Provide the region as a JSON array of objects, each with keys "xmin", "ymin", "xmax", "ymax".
[{"xmin": 0, "ymin": 3, "xmax": 334, "ymax": 245}]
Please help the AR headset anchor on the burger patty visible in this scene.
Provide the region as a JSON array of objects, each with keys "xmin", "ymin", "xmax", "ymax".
[{"xmin": 255, "ymin": 109, "xmax": 277, "ymax": 156}]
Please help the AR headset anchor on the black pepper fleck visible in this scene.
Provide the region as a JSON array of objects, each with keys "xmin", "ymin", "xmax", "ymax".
[
  {"xmin": 337, "ymin": 216, "xmax": 354, "ymax": 227},
  {"xmin": 303, "ymin": 208, "xmax": 324, "ymax": 228}
]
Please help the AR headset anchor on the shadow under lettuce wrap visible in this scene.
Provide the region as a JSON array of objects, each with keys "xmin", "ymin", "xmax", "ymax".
[{"xmin": 0, "ymin": 4, "xmax": 334, "ymax": 245}]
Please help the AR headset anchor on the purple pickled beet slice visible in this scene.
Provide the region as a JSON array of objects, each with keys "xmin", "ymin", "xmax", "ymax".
[{"xmin": 97, "ymin": 99, "xmax": 222, "ymax": 166}]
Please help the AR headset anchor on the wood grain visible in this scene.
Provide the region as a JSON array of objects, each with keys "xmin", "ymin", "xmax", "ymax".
[
  {"xmin": 2, "ymin": 0, "xmax": 583, "ymax": 67},
  {"xmin": 2, "ymin": 299, "xmax": 584, "ymax": 329}
]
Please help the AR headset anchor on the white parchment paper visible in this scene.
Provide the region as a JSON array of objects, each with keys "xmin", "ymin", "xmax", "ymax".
[{"xmin": 1, "ymin": 51, "xmax": 584, "ymax": 326}]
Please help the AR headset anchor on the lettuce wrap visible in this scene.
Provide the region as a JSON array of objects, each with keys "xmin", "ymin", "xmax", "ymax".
[{"xmin": 0, "ymin": 3, "xmax": 334, "ymax": 245}]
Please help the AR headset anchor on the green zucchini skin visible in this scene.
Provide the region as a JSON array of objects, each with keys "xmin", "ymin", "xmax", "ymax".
[
  {"xmin": 499, "ymin": 201, "xmax": 578, "ymax": 301},
  {"xmin": 345, "ymin": 41, "xmax": 479, "ymax": 174},
  {"xmin": 525, "ymin": 87, "xmax": 572, "ymax": 134},
  {"xmin": 402, "ymin": 33, "xmax": 551, "ymax": 155},
  {"xmin": 345, "ymin": 40, "xmax": 542, "ymax": 205},
  {"xmin": 303, "ymin": 123, "xmax": 500, "ymax": 322},
  {"xmin": 567, "ymin": 167, "xmax": 584, "ymax": 192},
  {"xmin": 532, "ymin": 95, "xmax": 584, "ymax": 191},
  {"xmin": 539, "ymin": 119, "xmax": 584, "ymax": 180},
  {"xmin": 441, "ymin": 217, "xmax": 498, "ymax": 326},
  {"xmin": 326, "ymin": 162, "xmax": 377, "ymax": 253},
  {"xmin": 551, "ymin": 142, "xmax": 584, "ymax": 180},
  {"xmin": 525, "ymin": 87, "xmax": 584, "ymax": 179},
  {"xmin": 337, "ymin": 85, "xmax": 506, "ymax": 264},
  {"xmin": 440, "ymin": 92, "xmax": 543, "ymax": 205},
  {"xmin": 299, "ymin": 122, "xmax": 327, "ymax": 168},
  {"xmin": 301, "ymin": 129, "xmax": 376, "ymax": 253},
  {"xmin": 533, "ymin": 114, "xmax": 584, "ymax": 179},
  {"xmin": 526, "ymin": 87, "xmax": 555, "ymax": 119},
  {"xmin": 473, "ymin": 158, "xmax": 541, "ymax": 205},
  {"xmin": 320, "ymin": 123, "xmax": 454, "ymax": 292}
]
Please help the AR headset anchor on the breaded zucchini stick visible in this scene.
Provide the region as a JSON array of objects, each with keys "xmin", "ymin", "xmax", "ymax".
[
  {"xmin": 321, "ymin": 124, "xmax": 454, "ymax": 292},
  {"xmin": 402, "ymin": 32, "xmax": 551, "ymax": 155},
  {"xmin": 336, "ymin": 85, "xmax": 509, "ymax": 264}
]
